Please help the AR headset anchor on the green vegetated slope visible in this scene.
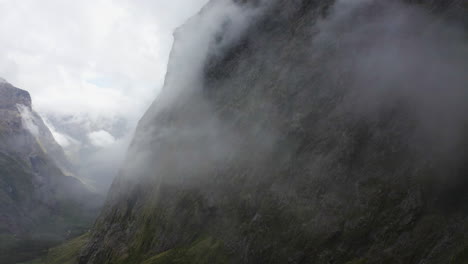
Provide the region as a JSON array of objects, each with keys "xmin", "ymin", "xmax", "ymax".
[
  {"xmin": 20, "ymin": 233, "xmax": 90, "ymax": 264},
  {"xmin": 0, "ymin": 81, "xmax": 102, "ymax": 263},
  {"xmin": 79, "ymin": 0, "xmax": 468, "ymax": 263},
  {"xmin": 140, "ymin": 237, "xmax": 229, "ymax": 264},
  {"xmin": 25, "ymin": 234, "xmax": 227, "ymax": 264}
]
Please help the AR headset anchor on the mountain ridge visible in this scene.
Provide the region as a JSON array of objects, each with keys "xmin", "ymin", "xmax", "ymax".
[{"xmin": 0, "ymin": 80, "xmax": 102, "ymax": 263}]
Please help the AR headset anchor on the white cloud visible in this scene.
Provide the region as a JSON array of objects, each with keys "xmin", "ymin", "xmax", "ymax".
[
  {"xmin": 51, "ymin": 131, "xmax": 73, "ymax": 148},
  {"xmin": 0, "ymin": 0, "xmax": 208, "ymax": 121},
  {"xmin": 43, "ymin": 117, "xmax": 80, "ymax": 148},
  {"xmin": 88, "ymin": 130, "xmax": 116, "ymax": 147},
  {"xmin": 0, "ymin": 0, "xmax": 208, "ymax": 190},
  {"xmin": 17, "ymin": 104, "xmax": 39, "ymax": 137}
]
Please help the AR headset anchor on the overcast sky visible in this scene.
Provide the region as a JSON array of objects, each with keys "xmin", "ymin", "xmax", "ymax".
[
  {"xmin": 0, "ymin": 0, "xmax": 209, "ymax": 190},
  {"xmin": 0, "ymin": 0, "xmax": 208, "ymax": 122}
]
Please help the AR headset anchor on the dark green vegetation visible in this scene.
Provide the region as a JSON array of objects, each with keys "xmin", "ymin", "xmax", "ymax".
[
  {"xmin": 20, "ymin": 233, "xmax": 91, "ymax": 264},
  {"xmin": 79, "ymin": 0, "xmax": 468, "ymax": 263},
  {"xmin": 141, "ymin": 237, "xmax": 229, "ymax": 264},
  {"xmin": 0, "ymin": 82, "xmax": 102, "ymax": 263}
]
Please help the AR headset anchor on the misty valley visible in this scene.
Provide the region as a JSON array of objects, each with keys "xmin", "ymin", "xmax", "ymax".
[{"xmin": 1, "ymin": 0, "xmax": 468, "ymax": 263}]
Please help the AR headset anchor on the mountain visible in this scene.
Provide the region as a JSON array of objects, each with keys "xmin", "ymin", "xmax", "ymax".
[
  {"xmin": 0, "ymin": 80, "xmax": 102, "ymax": 263},
  {"xmin": 42, "ymin": 113, "xmax": 130, "ymax": 193},
  {"xmin": 79, "ymin": 0, "xmax": 468, "ymax": 263}
]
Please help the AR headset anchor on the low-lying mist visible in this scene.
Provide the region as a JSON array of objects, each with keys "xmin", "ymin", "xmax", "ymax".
[
  {"xmin": 118, "ymin": 0, "xmax": 277, "ymax": 183},
  {"xmin": 121, "ymin": 0, "xmax": 468, "ymax": 187}
]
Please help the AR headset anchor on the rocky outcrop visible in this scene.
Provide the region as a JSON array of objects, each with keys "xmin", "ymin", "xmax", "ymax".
[
  {"xmin": 0, "ymin": 82, "xmax": 31, "ymax": 110},
  {"xmin": 80, "ymin": 0, "xmax": 468, "ymax": 263}
]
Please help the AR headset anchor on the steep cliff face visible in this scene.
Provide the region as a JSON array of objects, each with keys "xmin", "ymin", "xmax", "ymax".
[
  {"xmin": 81, "ymin": 0, "xmax": 468, "ymax": 263},
  {"xmin": 0, "ymin": 81, "xmax": 101, "ymax": 263},
  {"xmin": 0, "ymin": 82, "xmax": 76, "ymax": 176}
]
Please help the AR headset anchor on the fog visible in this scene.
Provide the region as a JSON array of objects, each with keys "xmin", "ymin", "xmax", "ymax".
[
  {"xmin": 116, "ymin": 0, "xmax": 468, "ymax": 193},
  {"xmin": 154, "ymin": 0, "xmax": 271, "ymax": 106},
  {"xmin": 17, "ymin": 104, "xmax": 40, "ymax": 137},
  {"xmin": 76, "ymin": 0, "xmax": 468, "ymax": 263},
  {"xmin": 317, "ymin": 0, "xmax": 468, "ymax": 162},
  {"xmin": 0, "ymin": 0, "xmax": 213, "ymax": 192},
  {"xmin": 117, "ymin": 0, "xmax": 278, "ymax": 184}
]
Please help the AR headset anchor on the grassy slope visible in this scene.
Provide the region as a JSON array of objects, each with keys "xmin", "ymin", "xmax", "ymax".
[
  {"xmin": 20, "ymin": 233, "xmax": 90, "ymax": 264},
  {"xmin": 20, "ymin": 235, "xmax": 229, "ymax": 264},
  {"xmin": 141, "ymin": 237, "xmax": 229, "ymax": 264}
]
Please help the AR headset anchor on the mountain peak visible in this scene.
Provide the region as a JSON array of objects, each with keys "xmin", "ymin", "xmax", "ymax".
[{"xmin": 0, "ymin": 81, "xmax": 32, "ymax": 109}]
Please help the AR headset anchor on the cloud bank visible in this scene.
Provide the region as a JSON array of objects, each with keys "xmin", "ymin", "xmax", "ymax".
[
  {"xmin": 0, "ymin": 0, "xmax": 209, "ymax": 191},
  {"xmin": 0, "ymin": 0, "xmax": 208, "ymax": 119}
]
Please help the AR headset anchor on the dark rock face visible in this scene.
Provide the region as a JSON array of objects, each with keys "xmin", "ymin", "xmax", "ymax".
[
  {"xmin": 0, "ymin": 81, "xmax": 76, "ymax": 175},
  {"xmin": 0, "ymin": 82, "xmax": 32, "ymax": 110},
  {"xmin": 0, "ymin": 80, "xmax": 101, "ymax": 263},
  {"xmin": 81, "ymin": 0, "xmax": 468, "ymax": 263}
]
